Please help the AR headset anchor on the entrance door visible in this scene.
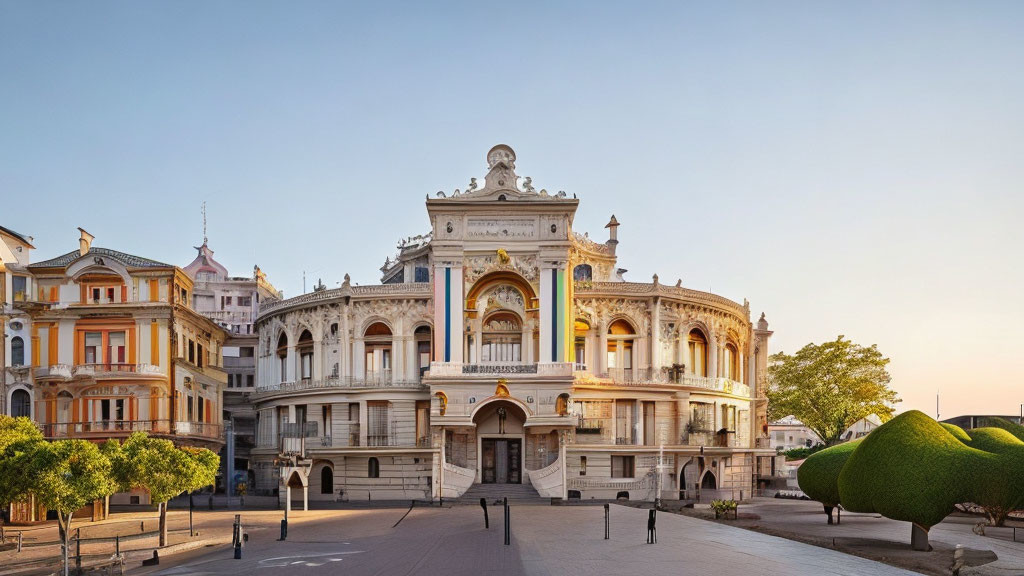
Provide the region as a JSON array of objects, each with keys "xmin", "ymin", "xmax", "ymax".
[{"xmin": 481, "ymin": 439, "xmax": 522, "ymax": 484}]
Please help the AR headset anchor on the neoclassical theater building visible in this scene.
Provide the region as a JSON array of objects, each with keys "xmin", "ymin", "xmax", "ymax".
[{"xmin": 252, "ymin": 145, "xmax": 775, "ymax": 505}]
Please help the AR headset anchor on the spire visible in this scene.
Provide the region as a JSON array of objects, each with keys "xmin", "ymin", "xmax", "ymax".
[{"xmin": 201, "ymin": 201, "xmax": 208, "ymax": 246}]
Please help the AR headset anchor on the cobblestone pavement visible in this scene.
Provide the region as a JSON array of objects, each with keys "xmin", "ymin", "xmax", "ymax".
[{"xmin": 136, "ymin": 503, "xmax": 922, "ymax": 576}]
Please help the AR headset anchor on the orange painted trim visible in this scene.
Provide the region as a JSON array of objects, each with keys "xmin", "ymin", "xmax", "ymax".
[
  {"xmin": 80, "ymin": 284, "xmax": 87, "ymax": 304},
  {"xmin": 49, "ymin": 286, "xmax": 58, "ymax": 302},
  {"xmin": 31, "ymin": 322, "xmax": 40, "ymax": 366},
  {"xmin": 150, "ymin": 322, "xmax": 160, "ymax": 367},
  {"xmin": 149, "ymin": 279, "xmax": 159, "ymax": 302},
  {"xmin": 121, "ymin": 285, "xmax": 127, "ymax": 302},
  {"xmin": 72, "ymin": 400, "xmax": 80, "ymax": 423},
  {"xmin": 49, "ymin": 325, "xmax": 58, "ymax": 364},
  {"xmin": 128, "ymin": 326, "xmax": 137, "ymax": 364}
]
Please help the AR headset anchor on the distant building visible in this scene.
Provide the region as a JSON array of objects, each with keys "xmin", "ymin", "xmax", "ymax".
[
  {"xmin": 768, "ymin": 416, "xmax": 821, "ymax": 451},
  {"xmin": 1, "ymin": 225, "xmax": 35, "ymax": 419},
  {"xmin": 941, "ymin": 414, "xmax": 1024, "ymax": 430},
  {"xmin": 769, "ymin": 414, "xmax": 882, "ymax": 451},
  {"xmin": 183, "ymin": 236, "xmax": 280, "ymax": 490}
]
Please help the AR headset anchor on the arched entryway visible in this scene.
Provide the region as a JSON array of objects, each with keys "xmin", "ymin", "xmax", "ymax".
[{"xmin": 472, "ymin": 399, "xmax": 528, "ymax": 484}]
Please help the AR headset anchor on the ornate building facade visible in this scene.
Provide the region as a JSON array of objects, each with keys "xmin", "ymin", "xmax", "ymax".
[
  {"xmin": 19, "ymin": 229, "xmax": 227, "ymax": 505},
  {"xmin": 253, "ymin": 146, "xmax": 774, "ymax": 505}
]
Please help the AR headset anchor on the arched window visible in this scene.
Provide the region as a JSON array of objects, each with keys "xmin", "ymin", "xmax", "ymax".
[
  {"xmin": 606, "ymin": 320, "xmax": 635, "ymax": 380},
  {"xmin": 724, "ymin": 342, "xmax": 739, "ymax": 381},
  {"xmin": 320, "ymin": 466, "xmax": 334, "ymax": 494},
  {"xmin": 297, "ymin": 330, "xmax": 313, "ymax": 381},
  {"xmin": 10, "ymin": 336, "xmax": 24, "ymax": 366},
  {"xmin": 10, "ymin": 389, "xmax": 31, "ymax": 418},
  {"xmin": 276, "ymin": 333, "xmax": 288, "ymax": 383},
  {"xmin": 573, "ymin": 264, "xmax": 592, "ymax": 282},
  {"xmin": 368, "ymin": 457, "xmax": 380, "ymax": 478},
  {"xmin": 364, "ymin": 322, "xmax": 392, "ymax": 383},
  {"xmin": 57, "ymin": 391, "xmax": 73, "ymax": 424},
  {"xmin": 481, "ymin": 312, "xmax": 522, "ymax": 362},
  {"xmin": 687, "ymin": 329, "xmax": 708, "ymax": 377},
  {"xmin": 573, "ymin": 320, "xmax": 589, "ymax": 371},
  {"xmin": 415, "ymin": 325, "xmax": 432, "ymax": 378}
]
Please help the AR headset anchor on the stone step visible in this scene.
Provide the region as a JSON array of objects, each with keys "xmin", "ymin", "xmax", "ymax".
[{"xmin": 454, "ymin": 483, "xmax": 546, "ymax": 505}]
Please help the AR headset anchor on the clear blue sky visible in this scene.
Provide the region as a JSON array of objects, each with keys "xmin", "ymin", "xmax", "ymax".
[{"xmin": 3, "ymin": 1, "xmax": 1023, "ymax": 417}]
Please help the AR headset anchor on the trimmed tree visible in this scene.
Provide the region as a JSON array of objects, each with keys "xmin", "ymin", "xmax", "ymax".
[
  {"xmin": 958, "ymin": 426, "xmax": 1024, "ymax": 527},
  {"xmin": 796, "ymin": 438, "xmax": 861, "ymax": 524},
  {"xmin": 837, "ymin": 410, "xmax": 991, "ymax": 550},
  {"xmin": 106, "ymin": 433, "xmax": 219, "ymax": 547},
  {"xmin": 0, "ymin": 415, "xmax": 44, "ymax": 510},
  {"xmin": 767, "ymin": 336, "xmax": 899, "ymax": 446},
  {"xmin": 28, "ymin": 439, "xmax": 115, "ymax": 576}
]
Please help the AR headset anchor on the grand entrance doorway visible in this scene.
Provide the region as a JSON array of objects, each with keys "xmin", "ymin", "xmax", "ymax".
[{"xmin": 481, "ymin": 439, "xmax": 521, "ymax": 484}]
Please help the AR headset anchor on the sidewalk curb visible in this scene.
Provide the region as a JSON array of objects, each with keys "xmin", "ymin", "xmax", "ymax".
[{"xmin": 124, "ymin": 536, "xmax": 232, "ymax": 561}]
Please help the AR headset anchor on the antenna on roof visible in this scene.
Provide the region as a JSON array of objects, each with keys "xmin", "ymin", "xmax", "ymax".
[{"xmin": 202, "ymin": 201, "xmax": 208, "ymax": 245}]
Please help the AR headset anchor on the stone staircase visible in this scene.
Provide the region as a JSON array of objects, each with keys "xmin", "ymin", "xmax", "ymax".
[{"xmin": 454, "ymin": 482, "xmax": 547, "ymax": 505}]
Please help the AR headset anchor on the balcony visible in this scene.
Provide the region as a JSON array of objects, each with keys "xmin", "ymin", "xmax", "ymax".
[
  {"xmin": 42, "ymin": 419, "xmax": 221, "ymax": 441},
  {"xmin": 585, "ymin": 369, "xmax": 752, "ymax": 397},
  {"xmin": 252, "ymin": 375, "xmax": 426, "ymax": 397},
  {"xmin": 35, "ymin": 363, "xmax": 165, "ymax": 381}
]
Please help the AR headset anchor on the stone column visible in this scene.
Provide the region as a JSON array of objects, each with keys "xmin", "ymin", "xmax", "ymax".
[
  {"xmin": 312, "ymin": 336, "xmax": 323, "ymax": 381},
  {"xmin": 651, "ymin": 299, "xmax": 661, "ymax": 371},
  {"xmin": 285, "ymin": 346, "xmax": 296, "ymax": 382},
  {"xmin": 598, "ymin": 321, "xmax": 608, "ymax": 376}
]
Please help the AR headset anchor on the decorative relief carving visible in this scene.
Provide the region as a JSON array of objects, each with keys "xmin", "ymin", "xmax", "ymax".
[
  {"xmin": 466, "ymin": 218, "xmax": 536, "ymax": 239},
  {"xmin": 464, "ymin": 253, "xmax": 538, "ymax": 285}
]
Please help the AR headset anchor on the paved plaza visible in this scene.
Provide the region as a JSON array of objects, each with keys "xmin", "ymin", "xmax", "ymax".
[{"xmin": 136, "ymin": 504, "xmax": 921, "ymax": 576}]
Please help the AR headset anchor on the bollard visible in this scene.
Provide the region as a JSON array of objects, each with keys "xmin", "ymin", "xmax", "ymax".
[
  {"xmin": 604, "ymin": 503, "xmax": 610, "ymax": 540},
  {"xmin": 280, "ymin": 517, "xmax": 288, "ymax": 541},
  {"xmin": 646, "ymin": 509, "xmax": 657, "ymax": 544},
  {"xmin": 17, "ymin": 531, "xmax": 22, "ymax": 553},
  {"xmin": 503, "ymin": 497, "xmax": 510, "ymax": 546},
  {"xmin": 141, "ymin": 520, "xmax": 145, "ymax": 532},
  {"xmin": 232, "ymin": 514, "xmax": 241, "ymax": 548},
  {"xmin": 480, "ymin": 498, "xmax": 489, "ymax": 529},
  {"xmin": 115, "ymin": 534, "xmax": 120, "ymax": 557},
  {"xmin": 189, "ymin": 493, "xmax": 195, "ymax": 537},
  {"xmin": 233, "ymin": 516, "xmax": 243, "ymax": 560},
  {"xmin": 1, "ymin": 525, "xmax": 5, "ymax": 544}
]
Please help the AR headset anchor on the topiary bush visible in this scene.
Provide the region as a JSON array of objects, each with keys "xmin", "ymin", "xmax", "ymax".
[
  {"xmin": 838, "ymin": 410, "xmax": 994, "ymax": 549},
  {"xmin": 797, "ymin": 438, "xmax": 862, "ymax": 524},
  {"xmin": 959, "ymin": 426, "xmax": 1024, "ymax": 526}
]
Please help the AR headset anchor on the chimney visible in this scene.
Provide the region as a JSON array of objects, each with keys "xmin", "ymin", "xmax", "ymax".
[
  {"xmin": 604, "ymin": 215, "xmax": 620, "ymax": 254},
  {"xmin": 78, "ymin": 228, "xmax": 94, "ymax": 256}
]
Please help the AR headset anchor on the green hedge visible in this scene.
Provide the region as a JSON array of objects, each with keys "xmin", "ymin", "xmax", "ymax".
[
  {"xmin": 796, "ymin": 439, "xmax": 861, "ymax": 507},
  {"xmin": 838, "ymin": 410, "xmax": 992, "ymax": 529}
]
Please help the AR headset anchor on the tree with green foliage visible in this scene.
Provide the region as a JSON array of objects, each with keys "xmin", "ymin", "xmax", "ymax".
[
  {"xmin": 957, "ymin": 424, "xmax": 1024, "ymax": 527},
  {"xmin": 767, "ymin": 336, "xmax": 899, "ymax": 446},
  {"xmin": 28, "ymin": 439, "xmax": 115, "ymax": 576},
  {"xmin": 105, "ymin": 433, "xmax": 219, "ymax": 546},
  {"xmin": 797, "ymin": 438, "xmax": 862, "ymax": 524},
  {"xmin": 838, "ymin": 410, "xmax": 990, "ymax": 550},
  {"xmin": 0, "ymin": 415, "xmax": 44, "ymax": 509}
]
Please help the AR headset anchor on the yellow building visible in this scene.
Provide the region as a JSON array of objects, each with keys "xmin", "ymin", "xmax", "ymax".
[{"xmin": 25, "ymin": 229, "xmax": 227, "ymax": 460}]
